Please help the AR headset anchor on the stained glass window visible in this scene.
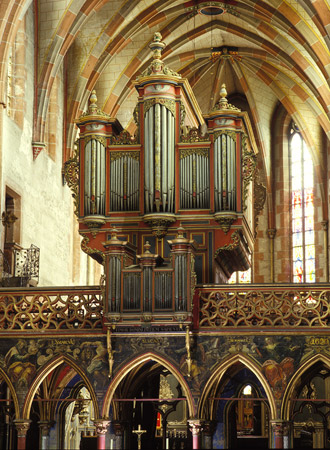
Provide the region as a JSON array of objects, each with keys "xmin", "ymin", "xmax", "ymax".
[
  {"xmin": 290, "ymin": 123, "xmax": 315, "ymax": 283},
  {"xmin": 228, "ymin": 267, "xmax": 251, "ymax": 284}
]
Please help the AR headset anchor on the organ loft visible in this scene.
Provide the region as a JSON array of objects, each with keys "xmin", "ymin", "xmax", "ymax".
[{"xmin": 65, "ymin": 33, "xmax": 261, "ymax": 329}]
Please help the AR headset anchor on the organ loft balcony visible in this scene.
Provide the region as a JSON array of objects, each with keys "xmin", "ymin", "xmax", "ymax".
[{"xmin": 1, "ymin": 33, "xmax": 327, "ymax": 335}]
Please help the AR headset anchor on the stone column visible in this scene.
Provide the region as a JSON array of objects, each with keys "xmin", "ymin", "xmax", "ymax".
[
  {"xmin": 113, "ymin": 421, "xmax": 125, "ymax": 449},
  {"xmin": 202, "ymin": 421, "xmax": 216, "ymax": 449},
  {"xmin": 14, "ymin": 420, "xmax": 31, "ymax": 450},
  {"xmin": 267, "ymin": 228, "xmax": 276, "ymax": 282},
  {"xmin": 270, "ymin": 420, "xmax": 291, "ymax": 449},
  {"xmin": 38, "ymin": 421, "xmax": 53, "ymax": 450},
  {"xmin": 94, "ymin": 419, "xmax": 110, "ymax": 450},
  {"xmin": 188, "ymin": 420, "xmax": 203, "ymax": 450}
]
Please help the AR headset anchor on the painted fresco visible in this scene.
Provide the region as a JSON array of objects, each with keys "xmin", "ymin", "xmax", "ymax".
[
  {"xmin": 0, "ymin": 334, "xmax": 328, "ymax": 408},
  {"xmin": 0, "ymin": 338, "xmax": 109, "ymax": 392}
]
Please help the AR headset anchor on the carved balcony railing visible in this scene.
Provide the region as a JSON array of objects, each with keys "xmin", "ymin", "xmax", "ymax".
[
  {"xmin": 197, "ymin": 284, "xmax": 330, "ymax": 329},
  {"xmin": 0, "ymin": 286, "xmax": 103, "ymax": 332}
]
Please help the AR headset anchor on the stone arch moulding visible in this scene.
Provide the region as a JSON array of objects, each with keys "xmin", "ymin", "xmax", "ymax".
[
  {"xmin": 102, "ymin": 351, "xmax": 195, "ymax": 418},
  {"xmin": 21, "ymin": 354, "xmax": 99, "ymax": 420},
  {"xmin": 281, "ymin": 352, "xmax": 330, "ymax": 421},
  {"xmin": 198, "ymin": 352, "xmax": 277, "ymax": 421},
  {"xmin": 0, "ymin": 366, "xmax": 20, "ymax": 419}
]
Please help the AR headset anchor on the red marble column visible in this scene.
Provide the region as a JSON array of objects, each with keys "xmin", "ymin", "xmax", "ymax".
[
  {"xmin": 188, "ymin": 420, "xmax": 203, "ymax": 450},
  {"xmin": 94, "ymin": 419, "xmax": 110, "ymax": 450},
  {"xmin": 14, "ymin": 420, "xmax": 31, "ymax": 450}
]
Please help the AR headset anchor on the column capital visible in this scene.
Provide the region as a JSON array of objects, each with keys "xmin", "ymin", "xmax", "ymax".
[
  {"xmin": 94, "ymin": 419, "xmax": 110, "ymax": 435},
  {"xmin": 267, "ymin": 228, "xmax": 277, "ymax": 239},
  {"xmin": 13, "ymin": 420, "xmax": 31, "ymax": 437},
  {"xmin": 188, "ymin": 419, "xmax": 203, "ymax": 434},
  {"xmin": 38, "ymin": 420, "xmax": 53, "ymax": 435}
]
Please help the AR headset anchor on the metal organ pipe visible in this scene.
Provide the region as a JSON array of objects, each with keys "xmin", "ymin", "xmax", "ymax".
[
  {"xmin": 144, "ymin": 104, "xmax": 175, "ymax": 213},
  {"xmin": 162, "ymin": 106, "xmax": 167, "ymax": 210},
  {"xmin": 214, "ymin": 134, "xmax": 236, "ymax": 212},
  {"xmin": 84, "ymin": 139, "xmax": 106, "ymax": 216}
]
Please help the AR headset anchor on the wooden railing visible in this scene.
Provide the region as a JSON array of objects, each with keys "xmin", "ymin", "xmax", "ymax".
[
  {"xmin": 2, "ymin": 283, "xmax": 330, "ymax": 333},
  {"xmin": 0, "ymin": 286, "xmax": 103, "ymax": 331},
  {"xmin": 197, "ymin": 284, "xmax": 330, "ymax": 329}
]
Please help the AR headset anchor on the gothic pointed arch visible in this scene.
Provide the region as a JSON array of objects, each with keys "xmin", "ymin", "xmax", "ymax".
[
  {"xmin": 22, "ymin": 354, "xmax": 99, "ymax": 420},
  {"xmin": 282, "ymin": 352, "xmax": 330, "ymax": 421},
  {"xmin": 102, "ymin": 351, "xmax": 195, "ymax": 419},
  {"xmin": 0, "ymin": 366, "xmax": 20, "ymax": 419},
  {"xmin": 198, "ymin": 353, "xmax": 276, "ymax": 421}
]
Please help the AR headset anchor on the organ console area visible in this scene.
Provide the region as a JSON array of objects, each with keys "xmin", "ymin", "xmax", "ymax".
[{"xmin": 65, "ymin": 32, "xmax": 263, "ymax": 326}]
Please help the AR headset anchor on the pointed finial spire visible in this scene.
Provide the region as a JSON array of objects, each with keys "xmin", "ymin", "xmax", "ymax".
[
  {"xmin": 144, "ymin": 241, "xmax": 151, "ymax": 254},
  {"xmin": 88, "ymin": 90, "xmax": 98, "ymax": 114},
  {"xmin": 219, "ymin": 84, "xmax": 228, "ymax": 109},
  {"xmin": 149, "ymin": 32, "xmax": 166, "ymax": 60},
  {"xmin": 211, "ymin": 83, "xmax": 241, "ymax": 112},
  {"xmin": 136, "ymin": 32, "xmax": 181, "ymax": 80}
]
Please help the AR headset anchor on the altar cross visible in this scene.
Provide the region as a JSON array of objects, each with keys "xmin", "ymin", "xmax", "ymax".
[{"xmin": 133, "ymin": 424, "xmax": 147, "ymax": 450}]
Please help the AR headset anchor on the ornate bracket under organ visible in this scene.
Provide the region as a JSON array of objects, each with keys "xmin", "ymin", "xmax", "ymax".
[{"xmin": 65, "ymin": 32, "xmax": 264, "ymax": 328}]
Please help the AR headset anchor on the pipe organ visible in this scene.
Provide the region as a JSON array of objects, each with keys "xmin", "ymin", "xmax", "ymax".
[{"xmin": 65, "ymin": 32, "xmax": 264, "ymax": 329}]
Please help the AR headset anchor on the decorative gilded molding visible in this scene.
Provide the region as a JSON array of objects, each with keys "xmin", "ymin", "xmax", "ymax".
[
  {"xmin": 109, "ymin": 130, "xmax": 138, "ymax": 145},
  {"xmin": 180, "ymin": 127, "xmax": 209, "ymax": 143},
  {"xmin": 254, "ymin": 177, "xmax": 267, "ymax": 231},
  {"xmin": 180, "ymin": 102, "xmax": 186, "ymax": 127},
  {"xmin": 186, "ymin": 2, "xmax": 238, "ymax": 17},
  {"xmin": 144, "ymin": 97, "xmax": 175, "ymax": 117},
  {"xmin": 180, "ymin": 148, "xmax": 209, "ymax": 159},
  {"xmin": 64, "ymin": 144, "xmax": 79, "ymax": 216},
  {"xmin": 214, "ymin": 214, "xmax": 236, "ymax": 234},
  {"xmin": 214, "ymin": 230, "xmax": 240, "ymax": 258},
  {"xmin": 84, "ymin": 135, "xmax": 106, "ymax": 147},
  {"xmin": 241, "ymin": 133, "xmax": 257, "ymax": 211},
  {"xmin": 213, "ymin": 130, "xmax": 237, "ymax": 141},
  {"xmin": 143, "ymin": 214, "xmax": 176, "ymax": 239},
  {"xmin": 110, "ymin": 151, "xmax": 140, "ymax": 162},
  {"xmin": 81, "ymin": 235, "xmax": 105, "ymax": 262}
]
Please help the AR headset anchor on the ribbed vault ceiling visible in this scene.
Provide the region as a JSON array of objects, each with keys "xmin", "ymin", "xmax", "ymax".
[{"xmin": 3, "ymin": 0, "xmax": 330, "ymax": 182}]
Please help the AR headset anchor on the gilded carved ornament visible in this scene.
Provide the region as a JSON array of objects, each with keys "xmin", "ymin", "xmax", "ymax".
[
  {"xmin": 109, "ymin": 130, "xmax": 138, "ymax": 145},
  {"xmin": 213, "ymin": 130, "xmax": 237, "ymax": 141},
  {"xmin": 137, "ymin": 32, "xmax": 181, "ymax": 80},
  {"xmin": 81, "ymin": 235, "xmax": 105, "ymax": 263},
  {"xmin": 143, "ymin": 214, "xmax": 176, "ymax": 239},
  {"xmin": 64, "ymin": 144, "xmax": 79, "ymax": 217},
  {"xmin": 84, "ymin": 135, "xmax": 107, "ymax": 147},
  {"xmin": 143, "ymin": 98, "xmax": 176, "ymax": 117},
  {"xmin": 180, "ymin": 148, "xmax": 209, "ymax": 159},
  {"xmin": 214, "ymin": 230, "xmax": 240, "ymax": 258},
  {"xmin": 110, "ymin": 151, "xmax": 140, "ymax": 162},
  {"xmin": 254, "ymin": 174, "xmax": 267, "ymax": 232},
  {"xmin": 180, "ymin": 127, "xmax": 209, "ymax": 143},
  {"xmin": 241, "ymin": 133, "xmax": 257, "ymax": 211}
]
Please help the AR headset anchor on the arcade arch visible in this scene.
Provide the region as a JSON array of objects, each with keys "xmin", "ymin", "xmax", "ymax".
[{"xmin": 103, "ymin": 353, "xmax": 194, "ymax": 450}]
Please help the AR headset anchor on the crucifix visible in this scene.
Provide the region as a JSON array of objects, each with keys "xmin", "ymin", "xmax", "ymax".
[{"xmin": 133, "ymin": 424, "xmax": 147, "ymax": 450}]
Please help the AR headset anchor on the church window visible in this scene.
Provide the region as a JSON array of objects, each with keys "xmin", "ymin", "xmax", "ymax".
[
  {"xmin": 228, "ymin": 268, "xmax": 251, "ymax": 284},
  {"xmin": 290, "ymin": 123, "xmax": 315, "ymax": 283}
]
